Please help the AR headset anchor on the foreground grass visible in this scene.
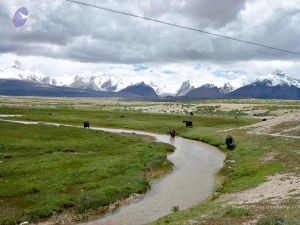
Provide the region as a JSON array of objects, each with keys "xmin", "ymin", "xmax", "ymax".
[{"xmin": 0, "ymin": 122, "xmax": 174, "ymax": 224}]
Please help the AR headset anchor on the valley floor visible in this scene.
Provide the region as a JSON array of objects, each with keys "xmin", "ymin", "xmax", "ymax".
[{"xmin": 0, "ymin": 96, "xmax": 299, "ymax": 225}]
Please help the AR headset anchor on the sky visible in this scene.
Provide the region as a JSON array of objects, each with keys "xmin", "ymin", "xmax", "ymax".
[{"xmin": 0, "ymin": 0, "xmax": 300, "ymax": 93}]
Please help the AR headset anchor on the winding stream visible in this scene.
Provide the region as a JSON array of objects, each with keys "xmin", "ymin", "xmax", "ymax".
[{"xmin": 0, "ymin": 117, "xmax": 225, "ymax": 225}]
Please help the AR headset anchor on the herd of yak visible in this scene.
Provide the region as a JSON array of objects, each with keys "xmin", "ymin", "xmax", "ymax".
[{"xmin": 83, "ymin": 119, "xmax": 236, "ymax": 150}]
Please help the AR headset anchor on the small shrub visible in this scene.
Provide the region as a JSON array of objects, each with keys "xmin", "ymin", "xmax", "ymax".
[
  {"xmin": 31, "ymin": 186, "xmax": 40, "ymax": 194},
  {"xmin": 225, "ymin": 207, "xmax": 250, "ymax": 217},
  {"xmin": 171, "ymin": 205, "xmax": 179, "ymax": 212}
]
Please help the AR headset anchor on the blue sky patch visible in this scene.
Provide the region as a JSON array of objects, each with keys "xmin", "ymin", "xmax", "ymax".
[{"xmin": 133, "ymin": 65, "xmax": 148, "ymax": 71}]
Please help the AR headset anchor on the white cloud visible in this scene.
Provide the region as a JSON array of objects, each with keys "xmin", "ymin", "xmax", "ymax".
[{"xmin": 0, "ymin": 0, "xmax": 299, "ymax": 92}]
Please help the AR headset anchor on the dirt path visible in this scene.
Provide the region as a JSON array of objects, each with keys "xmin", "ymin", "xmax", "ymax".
[
  {"xmin": 220, "ymin": 173, "xmax": 300, "ymax": 205},
  {"xmin": 219, "ymin": 111, "xmax": 300, "ymax": 139}
]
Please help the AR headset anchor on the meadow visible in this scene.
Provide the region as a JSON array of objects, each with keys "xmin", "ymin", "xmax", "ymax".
[
  {"xmin": 0, "ymin": 97, "xmax": 299, "ymax": 225},
  {"xmin": 0, "ymin": 121, "xmax": 173, "ymax": 224}
]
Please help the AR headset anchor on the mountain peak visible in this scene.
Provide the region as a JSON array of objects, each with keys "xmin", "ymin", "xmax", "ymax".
[
  {"xmin": 220, "ymin": 82, "xmax": 234, "ymax": 94},
  {"xmin": 70, "ymin": 75, "xmax": 100, "ymax": 91},
  {"xmin": 120, "ymin": 82, "xmax": 158, "ymax": 97},
  {"xmin": 202, "ymin": 83, "xmax": 217, "ymax": 88},
  {"xmin": 176, "ymin": 80, "xmax": 194, "ymax": 96},
  {"xmin": 134, "ymin": 81, "xmax": 146, "ymax": 86},
  {"xmin": 272, "ymin": 70, "xmax": 285, "ymax": 78},
  {"xmin": 100, "ymin": 78, "xmax": 118, "ymax": 92},
  {"xmin": 185, "ymin": 83, "xmax": 222, "ymax": 99},
  {"xmin": 254, "ymin": 71, "xmax": 300, "ymax": 88}
]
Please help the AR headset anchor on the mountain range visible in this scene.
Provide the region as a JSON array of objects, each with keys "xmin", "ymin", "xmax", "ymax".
[
  {"xmin": 0, "ymin": 64, "xmax": 299, "ymax": 100},
  {"xmin": 226, "ymin": 71, "xmax": 300, "ymax": 100}
]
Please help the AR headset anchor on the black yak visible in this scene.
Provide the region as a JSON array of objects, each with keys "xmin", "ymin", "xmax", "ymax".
[
  {"xmin": 169, "ymin": 128, "xmax": 176, "ymax": 137},
  {"xmin": 183, "ymin": 120, "xmax": 193, "ymax": 128},
  {"xmin": 225, "ymin": 135, "xmax": 235, "ymax": 150},
  {"xmin": 83, "ymin": 121, "xmax": 90, "ymax": 128},
  {"xmin": 262, "ymin": 118, "xmax": 267, "ymax": 121}
]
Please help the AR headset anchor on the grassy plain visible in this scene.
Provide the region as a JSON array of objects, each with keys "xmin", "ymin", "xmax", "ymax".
[
  {"xmin": 0, "ymin": 121, "xmax": 173, "ymax": 224},
  {"xmin": 0, "ymin": 96, "xmax": 299, "ymax": 224}
]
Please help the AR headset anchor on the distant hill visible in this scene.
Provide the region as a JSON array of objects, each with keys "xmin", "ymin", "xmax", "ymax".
[
  {"xmin": 119, "ymin": 82, "xmax": 158, "ymax": 97},
  {"xmin": 227, "ymin": 83, "xmax": 300, "ymax": 100},
  {"xmin": 185, "ymin": 84, "xmax": 223, "ymax": 99}
]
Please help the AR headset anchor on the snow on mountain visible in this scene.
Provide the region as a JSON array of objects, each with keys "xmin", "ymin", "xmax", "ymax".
[
  {"xmin": 220, "ymin": 82, "xmax": 234, "ymax": 94},
  {"xmin": 0, "ymin": 61, "xmax": 57, "ymax": 85},
  {"xmin": 69, "ymin": 76, "xmax": 100, "ymax": 91},
  {"xmin": 67, "ymin": 74, "xmax": 167, "ymax": 94},
  {"xmin": 100, "ymin": 79, "xmax": 118, "ymax": 92},
  {"xmin": 68, "ymin": 75, "xmax": 129, "ymax": 92},
  {"xmin": 176, "ymin": 80, "xmax": 195, "ymax": 96},
  {"xmin": 253, "ymin": 70, "xmax": 300, "ymax": 88},
  {"xmin": 202, "ymin": 83, "xmax": 217, "ymax": 88},
  {"xmin": 3, "ymin": 61, "xmax": 296, "ymax": 98}
]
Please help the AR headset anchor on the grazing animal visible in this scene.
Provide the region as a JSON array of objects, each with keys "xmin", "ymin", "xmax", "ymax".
[
  {"xmin": 83, "ymin": 121, "xmax": 90, "ymax": 128},
  {"xmin": 262, "ymin": 118, "xmax": 267, "ymax": 121},
  {"xmin": 169, "ymin": 128, "xmax": 176, "ymax": 138},
  {"xmin": 120, "ymin": 115, "xmax": 125, "ymax": 119},
  {"xmin": 190, "ymin": 112, "xmax": 194, "ymax": 116},
  {"xmin": 183, "ymin": 120, "xmax": 193, "ymax": 128},
  {"xmin": 225, "ymin": 135, "xmax": 236, "ymax": 150}
]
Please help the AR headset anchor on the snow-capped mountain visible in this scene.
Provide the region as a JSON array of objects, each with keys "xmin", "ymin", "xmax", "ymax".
[
  {"xmin": 253, "ymin": 70, "xmax": 300, "ymax": 88},
  {"xmin": 0, "ymin": 61, "xmax": 58, "ymax": 86},
  {"xmin": 0, "ymin": 63, "xmax": 163, "ymax": 95},
  {"xmin": 100, "ymin": 79, "xmax": 118, "ymax": 92},
  {"xmin": 176, "ymin": 80, "xmax": 195, "ymax": 96},
  {"xmin": 227, "ymin": 71, "xmax": 300, "ymax": 100},
  {"xmin": 1, "ymin": 62, "xmax": 298, "ymax": 99},
  {"xmin": 68, "ymin": 75, "xmax": 163, "ymax": 94},
  {"xmin": 69, "ymin": 76, "xmax": 100, "ymax": 91}
]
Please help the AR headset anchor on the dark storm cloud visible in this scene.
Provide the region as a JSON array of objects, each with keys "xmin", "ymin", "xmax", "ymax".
[
  {"xmin": 0, "ymin": 0, "xmax": 299, "ymax": 64},
  {"xmin": 138, "ymin": 0, "xmax": 247, "ymax": 27}
]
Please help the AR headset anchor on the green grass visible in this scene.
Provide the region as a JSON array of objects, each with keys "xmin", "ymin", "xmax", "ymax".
[
  {"xmin": 0, "ymin": 106, "xmax": 257, "ymax": 135},
  {"xmin": 152, "ymin": 128, "xmax": 299, "ymax": 224},
  {"xmin": 0, "ymin": 122, "xmax": 174, "ymax": 224},
  {"xmin": 225, "ymin": 207, "xmax": 250, "ymax": 217},
  {"xmin": 0, "ymin": 103, "xmax": 299, "ymax": 225}
]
